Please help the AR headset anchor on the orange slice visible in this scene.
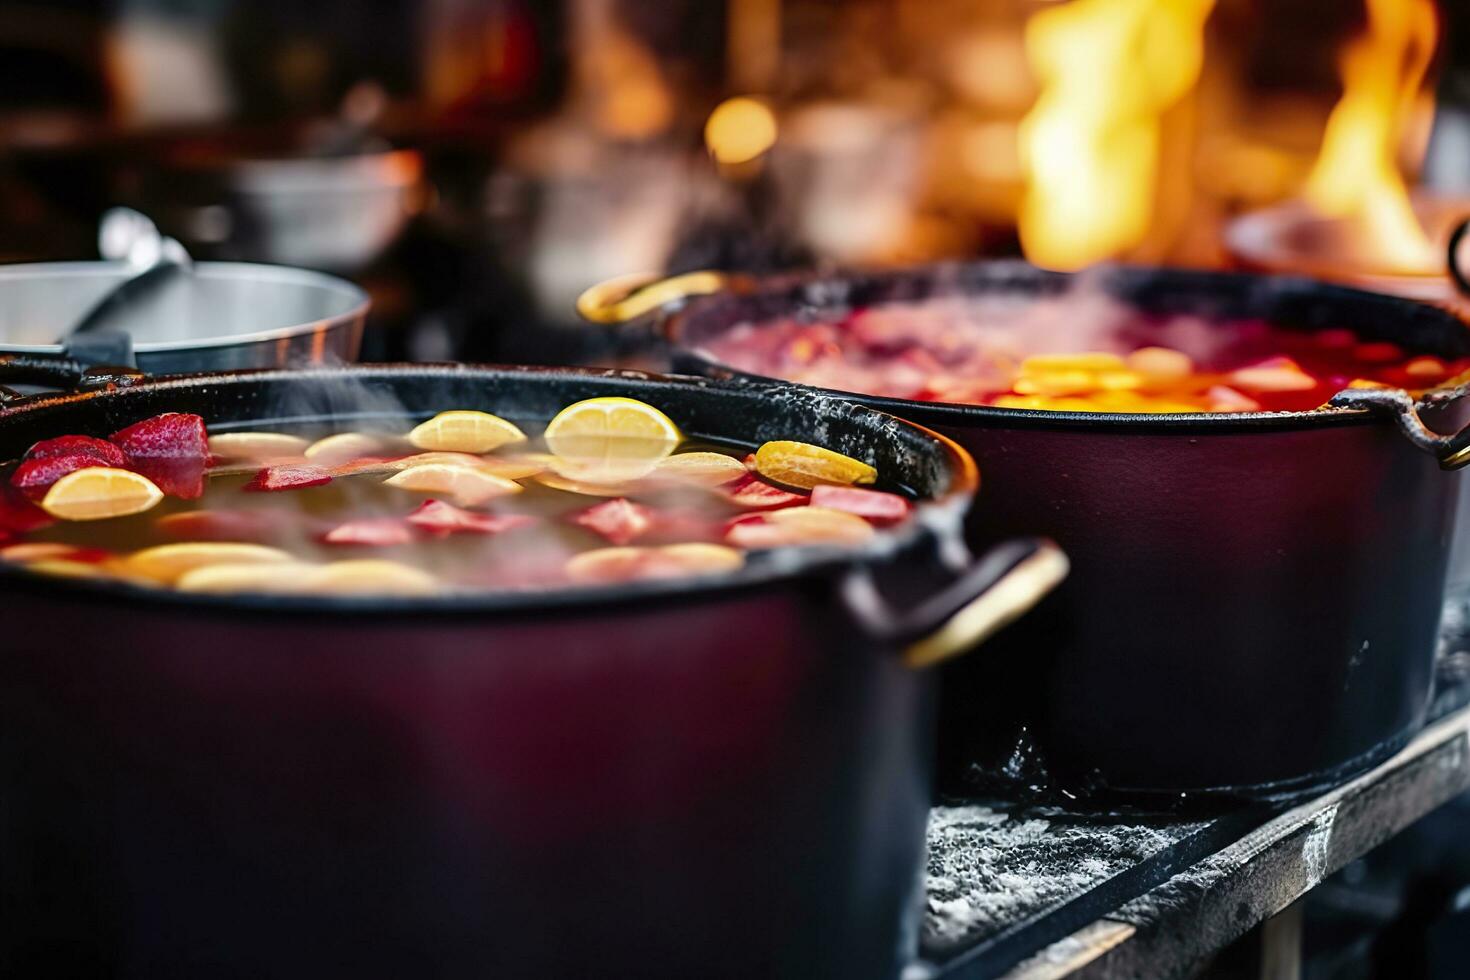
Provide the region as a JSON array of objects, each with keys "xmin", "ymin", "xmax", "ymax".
[
  {"xmin": 383, "ymin": 463, "xmax": 523, "ymax": 507},
  {"xmin": 651, "ymin": 451, "xmax": 747, "ymax": 487},
  {"xmin": 40, "ymin": 467, "xmax": 163, "ymax": 521},
  {"xmin": 176, "ymin": 561, "xmax": 321, "ymax": 595},
  {"xmin": 124, "ymin": 542, "xmax": 295, "ymax": 584},
  {"xmin": 752, "ymin": 441, "xmax": 877, "ymax": 490},
  {"xmin": 543, "ymin": 397, "xmax": 681, "ymax": 484},
  {"xmin": 409, "ymin": 411, "xmax": 526, "ymax": 454},
  {"xmin": 312, "ymin": 560, "xmax": 438, "ymax": 596},
  {"xmin": 304, "ymin": 432, "xmax": 406, "ymax": 465},
  {"xmin": 207, "ymin": 432, "xmax": 309, "ymax": 460}
]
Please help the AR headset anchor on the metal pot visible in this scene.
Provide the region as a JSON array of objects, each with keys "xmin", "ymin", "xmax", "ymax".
[
  {"xmin": 0, "ymin": 364, "xmax": 1063, "ymax": 979},
  {"xmin": 0, "ymin": 261, "xmax": 367, "ymax": 380},
  {"xmin": 582, "ymin": 261, "xmax": 1470, "ymax": 803}
]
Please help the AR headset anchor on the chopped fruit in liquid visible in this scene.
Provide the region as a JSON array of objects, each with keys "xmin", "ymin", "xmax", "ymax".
[
  {"xmin": 25, "ymin": 435, "xmax": 128, "ymax": 467},
  {"xmin": 409, "ymin": 411, "xmax": 526, "ymax": 454},
  {"xmin": 12, "ymin": 454, "xmax": 112, "ymax": 500},
  {"xmin": 2, "ymin": 404, "xmax": 917, "ymax": 596}
]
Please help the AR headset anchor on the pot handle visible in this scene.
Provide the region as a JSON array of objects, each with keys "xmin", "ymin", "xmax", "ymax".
[
  {"xmin": 1449, "ymin": 216, "xmax": 1470, "ymax": 299},
  {"xmin": 575, "ymin": 270, "xmax": 736, "ymax": 324},
  {"xmin": 842, "ymin": 538, "xmax": 1069, "ymax": 669}
]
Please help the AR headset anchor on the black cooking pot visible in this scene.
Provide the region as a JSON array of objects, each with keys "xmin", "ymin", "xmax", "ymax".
[
  {"xmin": 0, "ymin": 364, "xmax": 1063, "ymax": 980},
  {"xmin": 581, "ymin": 261, "xmax": 1470, "ymax": 803}
]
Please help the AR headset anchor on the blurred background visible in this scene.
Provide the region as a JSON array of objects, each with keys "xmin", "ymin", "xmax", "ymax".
[{"xmin": 0, "ymin": 0, "xmax": 1465, "ymax": 358}]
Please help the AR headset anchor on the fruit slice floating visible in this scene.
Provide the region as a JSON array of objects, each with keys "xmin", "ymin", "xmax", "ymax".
[
  {"xmin": 25, "ymin": 558, "xmax": 108, "ymax": 580},
  {"xmin": 565, "ymin": 543, "xmax": 745, "ymax": 585},
  {"xmin": 752, "ymin": 441, "xmax": 876, "ymax": 490},
  {"xmin": 41, "ymin": 467, "xmax": 163, "ymax": 521},
  {"xmin": 384, "ymin": 463, "xmax": 523, "ymax": 507},
  {"xmin": 304, "ymin": 432, "xmax": 405, "ymax": 465},
  {"xmin": 0, "ymin": 542, "xmax": 112, "ymax": 564},
  {"xmin": 725, "ymin": 506, "xmax": 876, "ymax": 549},
  {"xmin": 650, "ymin": 451, "xmax": 748, "ymax": 487},
  {"xmin": 312, "ymin": 560, "xmax": 438, "ymax": 596},
  {"xmin": 245, "ymin": 464, "xmax": 335, "ymax": 492},
  {"xmin": 720, "ymin": 473, "xmax": 807, "ymax": 510},
  {"xmin": 809, "ymin": 484, "xmax": 912, "ymax": 524},
  {"xmin": 128, "ymin": 457, "xmax": 208, "ymax": 500},
  {"xmin": 0, "ymin": 485, "xmax": 54, "ymax": 533},
  {"xmin": 543, "ymin": 397, "xmax": 681, "ymax": 484},
  {"xmin": 571, "ymin": 498, "xmax": 655, "ymax": 545},
  {"xmin": 207, "ymin": 432, "xmax": 310, "ymax": 461},
  {"xmin": 111, "ymin": 413, "xmax": 208, "ymax": 461},
  {"xmin": 409, "ymin": 411, "xmax": 527, "ymax": 454},
  {"xmin": 323, "ymin": 518, "xmax": 415, "ymax": 547},
  {"xmin": 25, "ymin": 435, "xmax": 129, "ymax": 467},
  {"xmin": 11, "ymin": 454, "xmax": 111, "ymax": 500},
  {"xmin": 406, "ymin": 500, "xmax": 537, "ymax": 536},
  {"xmin": 176, "ymin": 561, "xmax": 321, "ymax": 595},
  {"xmin": 124, "ymin": 542, "xmax": 295, "ymax": 584},
  {"xmin": 535, "ymin": 471, "xmax": 642, "ymax": 497}
]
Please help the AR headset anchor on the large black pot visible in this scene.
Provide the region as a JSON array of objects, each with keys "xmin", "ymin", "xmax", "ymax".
[
  {"xmin": 0, "ymin": 364, "xmax": 1063, "ymax": 980},
  {"xmin": 583, "ymin": 262, "xmax": 1470, "ymax": 803}
]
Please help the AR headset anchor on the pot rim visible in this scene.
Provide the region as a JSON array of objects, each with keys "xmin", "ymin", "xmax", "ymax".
[
  {"xmin": 0, "ymin": 261, "xmax": 371, "ymax": 355},
  {"xmin": 0, "ymin": 363, "xmax": 977, "ymax": 618},
  {"xmin": 663, "ymin": 259, "xmax": 1470, "ymax": 433}
]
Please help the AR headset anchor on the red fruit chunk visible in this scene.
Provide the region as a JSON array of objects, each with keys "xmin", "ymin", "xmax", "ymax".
[
  {"xmin": 10, "ymin": 454, "xmax": 107, "ymax": 500},
  {"xmin": 406, "ymin": 499, "xmax": 537, "ymax": 536},
  {"xmin": 809, "ymin": 484, "xmax": 912, "ymax": 524},
  {"xmin": 640, "ymin": 509, "xmax": 724, "ymax": 545},
  {"xmin": 110, "ymin": 412, "xmax": 208, "ymax": 460},
  {"xmin": 0, "ymin": 484, "xmax": 55, "ymax": 533},
  {"xmin": 721, "ymin": 473, "xmax": 807, "ymax": 511},
  {"xmin": 571, "ymin": 498, "xmax": 656, "ymax": 545},
  {"xmin": 323, "ymin": 518, "xmax": 415, "ymax": 547},
  {"xmin": 25, "ymin": 435, "xmax": 128, "ymax": 467},
  {"xmin": 130, "ymin": 456, "xmax": 207, "ymax": 500},
  {"xmin": 244, "ymin": 464, "xmax": 334, "ymax": 492}
]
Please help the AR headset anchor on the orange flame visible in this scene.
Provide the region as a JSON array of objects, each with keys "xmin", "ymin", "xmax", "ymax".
[
  {"xmin": 1019, "ymin": 0, "xmax": 1216, "ymax": 270},
  {"xmin": 1304, "ymin": 0, "xmax": 1439, "ymax": 274}
]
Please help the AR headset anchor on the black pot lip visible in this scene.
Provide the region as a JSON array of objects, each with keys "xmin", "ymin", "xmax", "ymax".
[
  {"xmin": 0, "ymin": 362, "xmax": 977, "ymax": 620},
  {"xmin": 664, "ymin": 259, "xmax": 1470, "ymax": 434}
]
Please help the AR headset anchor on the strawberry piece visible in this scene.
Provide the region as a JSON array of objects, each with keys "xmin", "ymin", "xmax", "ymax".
[
  {"xmin": 24, "ymin": 435, "xmax": 128, "ymax": 467},
  {"xmin": 721, "ymin": 473, "xmax": 807, "ymax": 511},
  {"xmin": 10, "ymin": 454, "xmax": 108, "ymax": 500},
  {"xmin": 571, "ymin": 498, "xmax": 656, "ymax": 545},
  {"xmin": 809, "ymin": 484, "xmax": 912, "ymax": 524},
  {"xmin": 110, "ymin": 413, "xmax": 208, "ymax": 461},
  {"xmin": 244, "ymin": 464, "xmax": 334, "ymax": 492},
  {"xmin": 130, "ymin": 456, "xmax": 207, "ymax": 499},
  {"xmin": 405, "ymin": 499, "xmax": 537, "ymax": 536},
  {"xmin": 0, "ymin": 484, "xmax": 55, "ymax": 533},
  {"xmin": 322, "ymin": 518, "xmax": 415, "ymax": 547},
  {"xmin": 640, "ymin": 509, "xmax": 724, "ymax": 545}
]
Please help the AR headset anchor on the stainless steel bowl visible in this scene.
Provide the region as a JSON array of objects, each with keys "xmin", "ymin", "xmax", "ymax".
[{"xmin": 0, "ymin": 260, "xmax": 368, "ymax": 374}]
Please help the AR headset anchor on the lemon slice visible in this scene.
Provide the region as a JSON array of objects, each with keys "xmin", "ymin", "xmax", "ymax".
[
  {"xmin": 312, "ymin": 560, "xmax": 438, "ymax": 596},
  {"xmin": 124, "ymin": 542, "xmax": 296, "ymax": 584},
  {"xmin": 41, "ymin": 467, "xmax": 163, "ymax": 521},
  {"xmin": 383, "ymin": 463, "xmax": 523, "ymax": 507},
  {"xmin": 651, "ymin": 451, "xmax": 748, "ymax": 487},
  {"xmin": 304, "ymin": 432, "xmax": 405, "ymax": 465},
  {"xmin": 207, "ymin": 432, "xmax": 309, "ymax": 460},
  {"xmin": 753, "ymin": 441, "xmax": 877, "ymax": 490},
  {"xmin": 409, "ymin": 411, "xmax": 527, "ymax": 454},
  {"xmin": 543, "ymin": 397, "xmax": 682, "ymax": 484},
  {"xmin": 176, "ymin": 561, "xmax": 321, "ymax": 595},
  {"xmin": 534, "ymin": 471, "xmax": 642, "ymax": 497}
]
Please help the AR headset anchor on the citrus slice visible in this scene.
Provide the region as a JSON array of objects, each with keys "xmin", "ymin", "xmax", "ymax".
[
  {"xmin": 535, "ymin": 471, "xmax": 641, "ymax": 497},
  {"xmin": 304, "ymin": 432, "xmax": 406, "ymax": 465},
  {"xmin": 565, "ymin": 542, "xmax": 745, "ymax": 585},
  {"xmin": 207, "ymin": 432, "xmax": 309, "ymax": 461},
  {"xmin": 124, "ymin": 542, "xmax": 295, "ymax": 584},
  {"xmin": 1, "ymin": 542, "xmax": 94, "ymax": 563},
  {"xmin": 752, "ymin": 441, "xmax": 877, "ymax": 490},
  {"xmin": 40, "ymin": 467, "xmax": 163, "ymax": 521},
  {"xmin": 379, "ymin": 452, "xmax": 547, "ymax": 481},
  {"xmin": 658, "ymin": 543, "xmax": 745, "ymax": 575},
  {"xmin": 409, "ymin": 411, "xmax": 526, "ymax": 453},
  {"xmin": 26, "ymin": 558, "xmax": 109, "ymax": 580},
  {"xmin": 383, "ymin": 463, "xmax": 523, "ymax": 507},
  {"xmin": 312, "ymin": 560, "xmax": 438, "ymax": 596},
  {"xmin": 726, "ymin": 506, "xmax": 876, "ymax": 549},
  {"xmin": 176, "ymin": 561, "xmax": 321, "ymax": 595},
  {"xmin": 651, "ymin": 451, "xmax": 748, "ymax": 487},
  {"xmin": 543, "ymin": 397, "xmax": 681, "ymax": 484}
]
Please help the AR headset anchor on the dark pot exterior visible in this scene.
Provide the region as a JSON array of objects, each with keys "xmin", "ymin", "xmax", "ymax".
[
  {"xmin": 0, "ymin": 365, "xmax": 1055, "ymax": 979},
  {"xmin": 661, "ymin": 261, "xmax": 1470, "ymax": 801}
]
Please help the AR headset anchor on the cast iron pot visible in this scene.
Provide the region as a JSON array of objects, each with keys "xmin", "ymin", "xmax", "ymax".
[
  {"xmin": 580, "ymin": 261, "xmax": 1470, "ymax": 803},
  {"xmin": 0, "ymin": 364, "xmax": 1064, "ymax": 980}
]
